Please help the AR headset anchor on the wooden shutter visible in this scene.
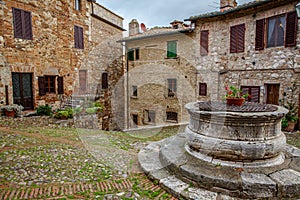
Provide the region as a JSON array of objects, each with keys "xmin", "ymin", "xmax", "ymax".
[
  {"xmin": 135, "ymin": 48, "xmax": 140, "ymax": 60},
  {"xmin": 102, "ymin": 72, "xmax": 108, "ymax": 89},
  {"xmin": 12, "ymin": 8, "xmax": 23, "ymax": 38},
  {"xmin": 57, "ymin": 76, "xmax": 64, "ymax": 94},
  {"xmin": 255, "ymin": 19, "xmax": 265, "ymax": 50},
  {"xmin": 74, "ymin": 25, "xmax": 78, "ymax": 48},
  {"xmin": 241, "ymin": 86, "xmax": 260, "ymax": 103},
  {"xmin": 128, "ymin": 49, "xmax": 134, "ymax": 61},
  {"xmin": 199, "ymin": 83, "xmax": 207, "ymax": 96},
  {"xmin": 285, "ymin": 11, "xmax": 297, "ymax": 47},
  {"xmin": 38, "ymin": 77, "xmax": 46, "ymax": 96},
  {"xmin": 167, "ymin": 41, "xmax": 177, "ymax": 58},
  {"xmin": 230, "ymin": 24, "xmax": 245, "ymax": 53},
  {"xmin": 23, "ymin": 10, "xmax": 32, "ymax": 39},
  {"xmin": 78, "ymin": 26, "xmax": 84, "ymax": 49},
  {"xmin": 200, "ymin": 30, "xmax": 209, "ymax": 56}
]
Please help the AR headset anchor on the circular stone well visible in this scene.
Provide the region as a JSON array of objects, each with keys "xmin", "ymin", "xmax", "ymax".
[
  {"xmin": 185, "ymin": 101, "xmax": 288, "ymax": 167},
  {"xmin": 138, "ymin": 101, "xmax": 300, "ymax": 199}
]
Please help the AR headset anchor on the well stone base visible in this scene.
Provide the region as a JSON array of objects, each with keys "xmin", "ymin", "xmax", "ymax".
[{"xmin": 138, "ymin": 133, "xmax": 300, "ymax": 199}]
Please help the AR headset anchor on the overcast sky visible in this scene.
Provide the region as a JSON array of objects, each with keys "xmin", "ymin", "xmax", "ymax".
[{"xmin": 97, "ymin": 0, "xmax": 253, "ymax": 29}]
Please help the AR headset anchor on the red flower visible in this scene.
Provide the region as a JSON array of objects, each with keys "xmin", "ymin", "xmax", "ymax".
[
  {"xmin": 227, "ymin": 91, "xmax": 233, "ymax": 95},
  {"xmin": 225, "ymin": 86, "xmax": 229, "ymax": 91}
]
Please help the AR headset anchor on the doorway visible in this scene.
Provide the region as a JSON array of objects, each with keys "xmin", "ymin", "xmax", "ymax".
[
  {"xmin": 12, "ymin": 73, "xmax": 34, "ymax": 110},
  {"xmin": 266, "ymin": 84, "xmax": 280, "ymax": 105}
]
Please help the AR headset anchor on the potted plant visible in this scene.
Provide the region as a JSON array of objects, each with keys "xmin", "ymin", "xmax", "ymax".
[
  {"xmin": 0, "ymin": 104, "xmax": 24, "ymax": 118},
  {"xmin": 283, "ymin": 101, "xmax": 298, "ymax": 132},
  {"xmin": 223, "ymin": 85, "xmax": 250, "ymax": 106}
]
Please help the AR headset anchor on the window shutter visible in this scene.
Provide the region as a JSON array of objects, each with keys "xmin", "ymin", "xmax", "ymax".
[
  {"xmin": 12, "ymin": 8, "xmax": 23, "ymax": 38},
  {"xmin": 250, "ymin": 87, "xmax": 260, "ymax": 103},
  {"xmin": 285, "ymin": 11, "xmax": 297, "ymax": 47},
  {"xmin": 255, "ymin": 19, "xmax": 265, "ymax": 50},
  {"xmin": 23, "ymin": 10, "xmax": 32, "ymax": 39},
  {"xmin": 230, "ymin": 26, "xmax": 237, "ymax": 53},
  {"xmin": 38, "ymin": 77, "xmax": 46, "ymax": 96},
  {"xmin": 78, "ymin": 26, "xmax": 84, "ymax": 49},
  {"xmin": 199, "ymin": 83, "xmax": 207, "ymax": 96},
  {"xmin": 74, "ymin": 25, "xmax": 79, "ymax": 48},
  {"xmin": 102, "ymin": 72, "xmax": 108, "ymax": 89},
  {"xmin": 128, "ymin": 49, "xmax": 134, "ymax": 61},
  {"xmin": 237, "ymin": 24, "xmax": 245, "ymax": 53},
  {"xmin": 167, "ymin": 41, "xmax": 177, "ymax": 58},
  {"xmin": 135, "ymin": 48, "xmax": 140, "ymax": 60},
  {"xmin": 57, "ymin": 76, "xmax": 64, "ymax": 94},
  {"xmin": 200, "ymin": 30, "xmax": 209, "ymax": 56}
]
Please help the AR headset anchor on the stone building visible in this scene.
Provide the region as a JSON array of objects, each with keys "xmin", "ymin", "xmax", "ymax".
[
  {"xmin": 186, "ymin": 0, "xmax": 300, "ymax": 126},
  {"xmin": 119, "ymin": 20, "xmax": 197, "ymax": 129},
  {"xmin": 0, "ymin": 0, "xmax": 125, "ymax": 130}
]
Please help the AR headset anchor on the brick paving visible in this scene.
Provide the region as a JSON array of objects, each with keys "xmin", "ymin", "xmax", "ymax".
[{"xmin": 0, "ymin": 175, "xmax": 178, "ymax": 200}]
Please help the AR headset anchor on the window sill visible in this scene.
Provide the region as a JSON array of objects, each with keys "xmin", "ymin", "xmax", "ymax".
[
  {"xmin": 131, "ymin": 96, "xmax": 138, "ymax": 99},
  {"xmin": 166, "ymin": 120, "xmax": 178, "ymax": 123},
  {"xmin": 165, "ymin": 57, "xmax": 178, "ymax": 59}
]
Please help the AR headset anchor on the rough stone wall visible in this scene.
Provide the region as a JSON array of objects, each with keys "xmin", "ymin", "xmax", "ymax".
[
  {"xmin": 193, "ymin": 3, "xmax": 300, "ymax": 110},
  {"xmin": 0, "ymin": 0, "xmax": 125, "ymax": 130},
  {"xmin": 126, "ymin": 33, "xmax": 197, "ymax": 128}
]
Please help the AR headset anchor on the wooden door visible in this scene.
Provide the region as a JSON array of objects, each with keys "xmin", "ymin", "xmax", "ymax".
[
  {"xmin": 79, "ymin": 70, "xmax": 87, "ymax": 94},
  {"xmin": 12, "ymin": 73, "xmax": 33, "ymax": 110},
  {"xmin": 266, "ymin": 84, "xmax": 280, "ymax": 105}
]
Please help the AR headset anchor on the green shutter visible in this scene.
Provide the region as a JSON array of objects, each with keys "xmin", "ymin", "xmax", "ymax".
[
  {"xmin": 128, "ymin": 49, "xmax": 134, "ymax": 61},
  {"xmin": 167, "ymin": 41, "xmax": 177, "ymax": 58}
]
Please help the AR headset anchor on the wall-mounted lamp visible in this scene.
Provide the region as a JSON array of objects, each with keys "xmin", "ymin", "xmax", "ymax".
[{"xmin": 296, "ymin": 3, "xmax": 300, "ymax": 18}]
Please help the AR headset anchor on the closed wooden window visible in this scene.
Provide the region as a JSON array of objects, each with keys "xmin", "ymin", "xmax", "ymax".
[
  {"xmin": 241, "ymin": 86, "xmax": 260, "ymax": 103},
  {"xmin": 38, "ymin": 77, "xmax": 46, "ymax": 96},
  {"xmin": 199, "ymin": 83, "xmax": 207, "ymax": 96},
  {"xmin": 74, "ymin": 25, "xmax": 84, "ymax": 49},
  {"xmin": 167, "ymin": 78, "xmax": 177, "ymax": 97},
  {"xmin": 230, "ymin": 24, "xmax": 245, "ymax": 53},
  {"xmin": 102, "ymin": 72, "xmax": 108, "ymax": 89},
  {"xmin": 167, "ymin": 41, "xmax": 177, "ymax": 58},
  {"xmin": 200, "ymin": 30, "xmax": 209, "ymax": 56},
  {"xmin": 12, "ymin": 7, "xmax": 32, "ymax": 40},
  {"xmin": 45, "ymin": 76, "xmax": 56, "ymax": 93}
]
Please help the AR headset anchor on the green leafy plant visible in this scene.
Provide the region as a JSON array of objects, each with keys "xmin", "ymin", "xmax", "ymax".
[
  {"xmin": 36, "ymin": 104, "xmax": 52, "ymax": 116},
  {"xmin": 54, "ymin": 108, "xmax": 73, "ymax": 119}
]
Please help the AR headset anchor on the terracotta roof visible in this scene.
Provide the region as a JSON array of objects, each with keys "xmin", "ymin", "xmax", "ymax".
[
  {"xmin": 186, "ymin": 0, "xmax": 294, "ymax": 21},
  {"xmin": 118, "ymin": 27, "xmax": 193, "ymax": 42}
]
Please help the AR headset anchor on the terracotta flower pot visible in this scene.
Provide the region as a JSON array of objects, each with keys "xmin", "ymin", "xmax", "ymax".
[
  {"xmin": 4, "ymin": 109, "xmax": 16, "ymax": 118},
  {"xmin": 226, "ymin": 98, "xmax": 245, "ymax": 106}
]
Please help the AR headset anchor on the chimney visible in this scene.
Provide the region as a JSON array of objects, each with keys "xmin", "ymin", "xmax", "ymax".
[
  {"xmin": 129, "ymin": 19, "xmax": 140, "ymax": 36},
  {"xmin": 170, "ymin": 20, "xmax": 184, "ymax": 29},
  {"xmin": 220, "ymin": 0, "xmax": 237, "ymax": 12}
]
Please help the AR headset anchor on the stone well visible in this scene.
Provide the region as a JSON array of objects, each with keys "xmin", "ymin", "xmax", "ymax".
[{"xmin": 138, "ymin": 101, "xmax": 300, "ymax": 199}]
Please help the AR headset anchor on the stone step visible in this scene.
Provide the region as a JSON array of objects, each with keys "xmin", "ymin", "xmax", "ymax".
[{"xmin": 138, "ymin": 133, "xmax": 300, "ymax": 199}]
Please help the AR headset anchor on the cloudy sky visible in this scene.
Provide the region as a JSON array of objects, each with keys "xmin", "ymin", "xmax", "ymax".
[{"xmin": 97, "ymin": 0, "xmax": 253, "ymax": 29}]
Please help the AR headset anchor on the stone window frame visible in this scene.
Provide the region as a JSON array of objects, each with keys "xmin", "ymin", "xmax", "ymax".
[
  {"xmin": 229, "ymin": 23, "xmax": 245, "ymax": 53},
  {"xmin": 166, "ymin": 111, "xmax": 178, "ymax": 123},
  {"xmin": 38, "ymin": 76, "xmax": 64, "ymax": 96},
  {"xmin": 12, "ymin": 7, "xmax": 33, "ymax": 40}
]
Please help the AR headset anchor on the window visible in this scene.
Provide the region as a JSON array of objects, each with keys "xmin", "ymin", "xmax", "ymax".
[
  {"xmin": 256, "ymin": 11, "xmax": 297, "ymax": 50},
  {"xmin": 230, "ymin": 24, "xmax": 245, "ymax": 53},
  {"xmin": 166, "ymin": 112, "xmax": 178, "ymax": 122},
  {"xmin": 74, "ymin": 0, "xmax": 81, "ymax": 10},
  {"xmin": 199, "ymin": 83, "xmax": 207, "ymax": 96},
  {"xmin": 132, "ymin": 114, "xmax": 138, "ymax": 127},
  {"xmin": 200, "ymin": 30, "xmax": 209, "ymax": 56},
  {"xmin": 12, "ymin": 8, "xmax": 32, "ymax": 40},
  {"xmin": 241, "ymin": 86, "xmax": 260, "ymax": 103},
  {"xmin": 267, "ymin": 15, "xmax": 285, "ymax": 48},
  {"xmin": 167, "ymin": 41, "xmax": 177, "ymax": 58},
  {"xmin": 167, "ymin": 79, "xmax": 177, "ymax": 97},
  {"xmin": 74, "ymin": 25, "xmax": 84, "ymax": 49},
  {"xmin": 128, "ymin": 48, "xmax": 139, "ymax": 61},
  {"xmin": 102, "ymin": 72, "xmax": 108, "ymax": 89},
  {"xmin": 132, "ymin": 85, "xmax": 137, "ymax": 97},
  {"xmin": 144, "ymin": 110, "xmax": 155, "ymax": 123},
  {"xmin": 38, "ymin": 76, "xmax": 63, "ymax": 96}
]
